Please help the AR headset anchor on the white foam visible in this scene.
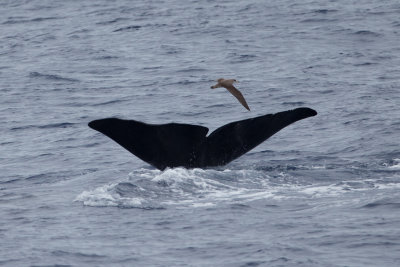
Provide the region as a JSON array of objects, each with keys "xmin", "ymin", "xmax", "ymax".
[
  {"xmin": 74, "ymin": 183, "xmax": 144, "ymax": 208},
  {"xmin": 297, "ymin": 184, "xmax": 346, "ymax": 197},
  {"xmin": 374, "ymin": 183, "xmax": 400, "ymax": 190},
  {"xmin": 311, "ymin": 165, "xmax": 326, "ymax": 169},
  {"xmin": 75, "ymin": 183, "xmax": 117, "ymax": 206},
  {"xmin": 388, "ymin": 158, "xmax": 400, "ymax": 169},
  {"xmin": 76, "ymin": 165, "xmax": 400, "ymax": 209},
  {"xmin": 191, "ymin": 202, "xmax": 216, "ymax": 207}
]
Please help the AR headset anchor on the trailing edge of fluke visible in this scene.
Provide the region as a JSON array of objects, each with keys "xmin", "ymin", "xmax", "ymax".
[{"xmin": 88, "ymin": 107, "xmax": 317, "ymax": 170}]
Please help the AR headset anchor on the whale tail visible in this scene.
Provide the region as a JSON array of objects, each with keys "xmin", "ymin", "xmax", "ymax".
[
  {"xmin": 89, "ymin": 107, "xmax": 317, "ymax": 170},
  {"xmin": 203, "ymin": 107, "xmax": 317, "ymax": 166}
]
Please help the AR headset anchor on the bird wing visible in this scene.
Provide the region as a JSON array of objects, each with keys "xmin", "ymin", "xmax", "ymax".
[{"xmin": 225, "ymin": 85, "xmax": 251, "ymax": 111}]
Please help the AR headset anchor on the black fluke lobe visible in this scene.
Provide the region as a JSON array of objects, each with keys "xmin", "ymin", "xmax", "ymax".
[{"xmin": 88, "ymin": 107, "xmax": 317, "ymax": 170}]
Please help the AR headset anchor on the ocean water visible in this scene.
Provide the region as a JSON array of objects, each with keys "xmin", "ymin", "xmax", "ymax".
[{"xmin": 1, "ymin": 0, "xmax": 400, "ymax": 266}]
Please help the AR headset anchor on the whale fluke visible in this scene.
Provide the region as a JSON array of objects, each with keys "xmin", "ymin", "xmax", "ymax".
[{"xmin": 88, "ymin": 107, "xmax": 317, "ymax": 170}]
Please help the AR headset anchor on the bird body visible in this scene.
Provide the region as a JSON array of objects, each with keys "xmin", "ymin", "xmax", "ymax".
[{"xmin": 211, "ymin": 78, "xmax": 250, "ymax": 111}]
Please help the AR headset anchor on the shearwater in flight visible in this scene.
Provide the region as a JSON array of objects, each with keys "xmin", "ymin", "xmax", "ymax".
[{"xmin": 211, "ymin": 78, "xmax": 250, "ymax": 111}]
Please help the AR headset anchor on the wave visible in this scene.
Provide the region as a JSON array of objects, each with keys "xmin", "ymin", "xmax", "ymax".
[
  {"xmin": 51, "ymin": 250, "xmax": 107, "ymax": 259},
  {"xmin": 75, "ymin": 165, "xmax": 400, "ymax": 209},
  {"xmin": 300, "ymin": 18, "xmax": 337, "ymax": 23},
  {"xmin": 2, "ymin": 16, "xmax": 60, "ymax": 25},
  {"xmin": 282, "ymin": 101, "xmax": 306, "ymax": 106},
  {"xmin": 353, "ymin": 30, "xmax": 382, "ymax": 37},
  {"xmin": 387, "ymin": 158, "xmax": 400, "ymax": 169},
  {"xmin": 29, "ymin": 72, "xmax": 79, "ymax": 82},
  {"xmin": 91, "ymin": 99, "xmax": 130, "ymax": 106},
  {"xmin": 96, "ymin": 17, "xmax": 129, "ymax": 25},
  {"xmin": 228, "ymin": 53, "xmax": 257, "ymax": 63},
  {"xmin": 312, "ymin": 9, "xmax": 338, "ymax": 14},
  {"xmin": 11, "ymin": 122, "xmax": 77, "ymax": 131},
  {"xmin": 353, "ymin": 62, "xmax": 378, "ymax": 67},
  {"xmin": 74, "ymin": 168, "xmax": 279, "ymax": 209},
  {"xmin": 362, "ymin": 198, "xmax": 400, "ymax": 209},
  {"xmin": 113, "ymin": 25, "xmax": 141, "ymax": 32}
]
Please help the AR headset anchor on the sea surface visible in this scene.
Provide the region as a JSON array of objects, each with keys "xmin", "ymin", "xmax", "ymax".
[{"xmin": 1, "ymin": 0, "xmax": 400, "ymax": 266}]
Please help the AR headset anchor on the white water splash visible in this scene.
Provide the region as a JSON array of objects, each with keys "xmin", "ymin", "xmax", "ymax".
[{"xmin": 75, "ymin": 167, "xmax": 400, "ymax": 209}]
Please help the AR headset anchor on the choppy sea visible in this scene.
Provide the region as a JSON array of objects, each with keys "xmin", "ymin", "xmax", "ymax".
[{"xmin": 1, "ymin": 0, "xmax": 400, "ymax": 266}]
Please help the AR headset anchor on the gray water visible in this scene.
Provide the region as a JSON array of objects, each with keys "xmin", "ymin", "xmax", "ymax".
[{"xmin": 1, "ymin": 0, "xmax": 400, "ymax": 266}]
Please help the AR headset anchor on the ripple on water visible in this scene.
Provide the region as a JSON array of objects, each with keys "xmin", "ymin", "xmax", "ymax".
[{"xmin": 29, "ymin": 72, "xmax": 80, "ymax": 83}]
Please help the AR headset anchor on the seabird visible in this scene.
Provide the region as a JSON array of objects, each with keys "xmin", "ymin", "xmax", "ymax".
[{"xmin": 211, "ymin": 78, "xmax": 250, "ymax": 111}]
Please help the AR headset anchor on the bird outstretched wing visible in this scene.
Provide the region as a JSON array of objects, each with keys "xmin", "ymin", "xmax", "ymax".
[{"xmin": 225, "ymin": 85, "xmax": 251, "ymax": 111}]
